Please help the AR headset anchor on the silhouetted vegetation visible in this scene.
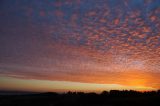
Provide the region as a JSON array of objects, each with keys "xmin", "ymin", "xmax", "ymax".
[{"xmin": 0, "ymin": 90, "xmax": 160, "ymax": 106}]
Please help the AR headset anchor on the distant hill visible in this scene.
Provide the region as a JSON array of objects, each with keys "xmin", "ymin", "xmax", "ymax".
[
  {"xmin": 0, "ymin": 90, "xmax": 40, "ymax": 95},
  {"xmin": 0, "ymin": 90, "xmax": 160, "ymax": 106}
]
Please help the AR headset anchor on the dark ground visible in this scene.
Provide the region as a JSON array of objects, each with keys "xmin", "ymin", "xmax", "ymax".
[{"xmin": 0, "ymin": 90, "xmax": 160, "ymax": 106}]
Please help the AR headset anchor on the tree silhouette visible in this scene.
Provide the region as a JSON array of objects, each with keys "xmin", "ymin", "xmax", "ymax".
[{"xmin": 0, "ymin": 90, "xmax": 160, "ymax": 106}]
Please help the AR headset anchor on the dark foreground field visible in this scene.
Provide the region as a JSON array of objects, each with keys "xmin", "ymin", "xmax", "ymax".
[{"xmin": 0, "ymin": 90, "xmax": 160, "ymax": 106}]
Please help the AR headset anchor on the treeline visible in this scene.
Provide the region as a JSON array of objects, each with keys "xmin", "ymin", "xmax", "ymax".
[
  {"xmin": 0, "ymin": 90, "xmax": 160, "ymax": 106},
  {"xmin": 65, "ymin": 89, "xmax": 160, "ymax": 97}
]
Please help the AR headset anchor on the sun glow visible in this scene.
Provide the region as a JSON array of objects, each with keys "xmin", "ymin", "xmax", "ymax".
[{"xmin": 0, "ymin": 76, "xmax": 157, "ymax": 93}]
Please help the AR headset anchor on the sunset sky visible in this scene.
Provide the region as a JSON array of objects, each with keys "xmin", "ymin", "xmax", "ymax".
[{"xmin": 0, "ymin": 0, "xmax": 160, "ymax": 93}]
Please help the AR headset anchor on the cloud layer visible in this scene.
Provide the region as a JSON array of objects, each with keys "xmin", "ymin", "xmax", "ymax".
[{"xmin": 0, "ymin": 0, "xmax": 160, "ymax": 89}]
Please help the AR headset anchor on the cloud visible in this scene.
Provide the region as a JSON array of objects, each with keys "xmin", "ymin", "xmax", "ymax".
[{"xmin": 0, "ymin": 0, "xmax": 160, "ymax": 89}]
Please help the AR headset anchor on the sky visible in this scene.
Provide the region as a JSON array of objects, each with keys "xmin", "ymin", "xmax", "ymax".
[{"xmin": 0, "ymin": 0, "xmax": 160, "ymax": 92}]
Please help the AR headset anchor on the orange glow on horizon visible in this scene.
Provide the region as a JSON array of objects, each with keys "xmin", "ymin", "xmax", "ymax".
[{"xmin": 0, "ymin": 76, "xmax": 157, "ymax": 93}]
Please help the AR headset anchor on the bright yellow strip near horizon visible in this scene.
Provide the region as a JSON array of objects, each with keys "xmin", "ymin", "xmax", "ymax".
[{"xmin": 0, "ymin": 76, "xmax": 157, "ymax": 93}]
